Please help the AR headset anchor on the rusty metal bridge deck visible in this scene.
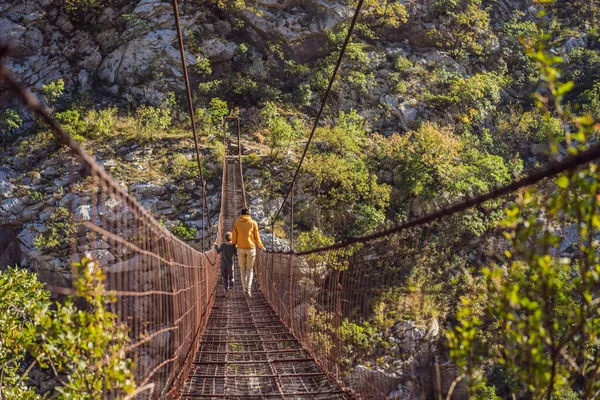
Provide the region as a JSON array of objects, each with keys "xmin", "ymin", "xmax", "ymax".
[
  {"xmin": 181, "ymin": 269, "xmax": 349, "ymax": 399},
  {"xmin": 181, "ymin": 128, "xmax": 349, "ymax": 399}
]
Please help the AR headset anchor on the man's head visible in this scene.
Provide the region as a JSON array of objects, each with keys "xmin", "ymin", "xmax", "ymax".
[
  {"xmin": 241, "ymin": 207, "xmax": 250, "ymax": 215},
  {"xmin": 225, "ymin": 232, "xmax": 232, "ymax": 242}
]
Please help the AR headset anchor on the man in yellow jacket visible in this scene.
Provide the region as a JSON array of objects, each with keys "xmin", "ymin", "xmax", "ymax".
[{"xmin": 232, "ymin": 207, "xmax": 265, "ymax": 297}]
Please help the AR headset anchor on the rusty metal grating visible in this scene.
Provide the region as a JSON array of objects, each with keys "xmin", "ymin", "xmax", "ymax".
[{"xmin": 181, "ymin": 270, "xmax": 350, "ymax": 399}]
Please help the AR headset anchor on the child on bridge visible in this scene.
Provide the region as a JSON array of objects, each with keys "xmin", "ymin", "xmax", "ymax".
[{"xmin": 215, "ymin": 231, "xmax": 236, "ymax": 298}]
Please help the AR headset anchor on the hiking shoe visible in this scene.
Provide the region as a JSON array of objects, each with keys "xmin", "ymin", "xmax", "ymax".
[{"xmin": 225, "ymin": 289, "xmax": 231, "ymax": 298}]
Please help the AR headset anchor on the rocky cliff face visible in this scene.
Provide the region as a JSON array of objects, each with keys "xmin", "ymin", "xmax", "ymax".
[{"xmin": 1, "ymin": 0, "xmax": 360, "ymax": 105}]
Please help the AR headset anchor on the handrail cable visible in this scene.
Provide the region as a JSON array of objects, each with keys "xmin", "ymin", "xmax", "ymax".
[
  {"xmin": 269, "ymin": 0, "xmax": 364, "ymax": 226},
  {"xmin": 171, "ymin": 0, "xmax": 213, "ymax": 249},
  {"xmin": 287, "ymin": 145, "xmax": 600, "ymax": 256}
]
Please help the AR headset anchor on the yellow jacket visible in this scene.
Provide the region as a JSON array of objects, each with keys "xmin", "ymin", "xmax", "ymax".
[{"xmin": 232, "ymin": 215, "xmax": 265, "ymax": 250}]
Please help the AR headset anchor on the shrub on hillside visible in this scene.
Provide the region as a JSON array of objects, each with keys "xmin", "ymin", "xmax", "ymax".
[{"xmin": 0, "ymin": 259, "xmax": 135, "ymax": 398}]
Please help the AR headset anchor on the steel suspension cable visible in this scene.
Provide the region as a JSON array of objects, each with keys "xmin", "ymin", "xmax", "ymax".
[
  {"xmin": 171, "ymin": 0, "xmax": 213, "ymax": 249},
  {"xmin": 270, "ymin": 0, "xmax": 364, "ymax": 225},
  {"xmin": 291, "ymin": 143, "xmax": 600, "ymax": 255}
]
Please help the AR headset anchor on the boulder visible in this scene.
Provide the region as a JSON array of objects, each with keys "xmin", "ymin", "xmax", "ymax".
[
  {"xmin": 0, "ymin": 167, "xmax": 15, "ymax": 198},
  {"xmin": 564, "ymin": 36, "xmax": 586, "ymax": 53},
  {"xmin": 202, "ymin": 38, "xmax": 238, "ymax": 62}
]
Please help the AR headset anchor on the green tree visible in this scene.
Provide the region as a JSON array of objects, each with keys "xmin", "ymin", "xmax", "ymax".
[
  {"xmin": 30, "ymin": 257, "xmax": 136, "ymax": 398},
  {"xmin": 40, "ymin": 79, "xmax": 65, "ymax": 105},
  {"xmin": 0, "ymin": 267, "xmax": 47, "ymax": 400},
  {"xmin": 0, "ymin": 259, "xmax": 136, "ymax": 399},
  {"xmin": 135, "ymin": 96, "xmax": 173, "ymax": 141},
  {"xmin": 33, "ymin": 207, "xmax": 76, "ymax": 256},
  {"xmin": 302, "ymin": 153, "xmax": 391, "ymax": 235},
  {"xmin": 428, "ymin": 0, "xmax": 496, "ymax": 58},
  {"xmin": 259, "ymin": 102, "xmax": 303, "ymax": 157},
  {"xmin": 358, "ymin": 0, "xmax": 408, "ymax": 29},
  {"xmin": 170, "ymin": 221, "xmax": 198, "ymax": 241},
  {"xmin": 448, "ymin": 27, "xmax": 600, "ymax": 399},
  {"xmin": 0, "ymin": 108, "xmax": 23, "ymax": 148}
]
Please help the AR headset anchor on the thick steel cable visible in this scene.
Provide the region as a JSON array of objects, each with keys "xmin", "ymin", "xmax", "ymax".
[
  {"xmin": 286, "ymin": 145, "xmax": 600, "ymax": 255},
  {"xmin": 171, "ymin": 0, "xmax": 213, "ymax": 249},
  {"xmin": 270, "ymin": 0, "xmax": 364, "ymax": 225}
]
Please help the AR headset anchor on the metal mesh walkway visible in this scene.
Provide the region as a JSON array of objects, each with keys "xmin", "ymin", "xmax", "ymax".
[
  {"xmin": 181, "ymin": 268, "xmax": 349, "ymax": 399},
  {"xmin": 181, "ymin": 136, "xmax": 349, "ymax": 398}
]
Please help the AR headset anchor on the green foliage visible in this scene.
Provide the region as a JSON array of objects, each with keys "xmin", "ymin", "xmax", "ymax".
[
  {"xmin": 0, "ymin": 108, "xmax": 23, "ymax": 132},
  {"xmin": 394, "ymin": 80, "xmax": 407, "ymax": 95},
  {"xmin": 306, "ymin": 306, "xmax": 335, "ymax": 362},
  {"xmin": 472, "ymin": 383, "xmax": 501, "ymax": 400},
  {"xmin": 0, "ymin": 267, "xmax": 48, "ymax": 400},
  {"xmin": 303, "ymin": 153, "xmax": 390, "ymax": 235},
  {"xmin": 33, "ymin": 207, "xmax": 76, "ymax": 255},
  {"xmin": 496, "ymin": 105, "xmax": 565, "ymax": 157},
  {"xmin": 448, "ymin": 27, "xmax": 600, "ymax": 399},
  {"xmin": 340, "ymin": 319, "xmax": 378, "ymax": 367},
  {"xmin": 135, "ymin": 94, "xmax": 175, "ymax": 141},
  {"xmin": 121, "ymin": 13, "xmax": 150, "ymax": 31},
  {"xmin": 427, "ymin": 71, "xmax": 508, "ymax": 124},
  {"xmin": 567, "ymin": 48, "xmax": 600, "ymax": 97},
  {"xmin": 30, "ymin": 257, "xmax": 136, "ymax": 398},
  {"xmin": 207, "ymin": 98, "xmax": 229, "ymax": 125},
  {"xmin": 170, "ymin": 221, "xmax": 197, "ymax": 241},
  {"xmin": 548, "ymin": 0, "xmax": 600, "ymax": 30},
  {"xmin": 295, "ymin": 83, "xmax": 312, "ymax": 107},
  {"xmin": 434, "ymin": 0, "xmax": 459, "ymax": 14},
  {"xmin": 56, "ymin": 109, "xmax": 87, "ymax": 141},
  {"xmin": 196, "ymin": 97, "xmax": 229, "ymax": 137},
  {"xmin": 242, "ymin": 152, "xmax": 261, "ymax": 167},
  {"xmin": 310, "ymin": 23, "xmax": 372, "ymax": 96},
  {"xmin": 28, "ymin": 190, "xmax": 44, "ymax": 202},
  {"xmin": 65, "ymin": 0, "xmax": 101, "ymax": 13},
  {"xmin": 394, "ymin": 56, "xmax": 414, "ymax": 76},
  {"xmin": 169, "ymin": 153, "xmax": 196, "ymax": 178},
  {"xmin": 211, "ymin": 139, "xmax": 225, "ymax": 161},
  {"xmin": 197, "ymin": 80, "xmax": 222, "ymax": 95},
  {"xmin": 0, "ymin": 259, "xmax": 135, "ymax": 398},
  {"xmin": 314, "ymin": 110, "xmax": 365, "ymax": 155},
  {"xmin": 260, "ymin": 102, "xmax": 303, "ymax": 157},
  {"xmin": 583, "ymin": 82, "xmax": 600, "ymax": 122},
  {"xmin": 41, "ymin": 79, "xmax": 64, "ymax": 105},
  {"xmin": 296, "ymin": 227, "xmax": 334, "ymax": 253},
  {"xmin": 194, "ymin": 57, "xmax": 213, "ymax": 76},
  {"xmin": 201, "ymin": 0, "xmax": 248, "ymax": 12},
  {"xmin": 427, "ymin": 0, "xmax": 495, "ymax": 58},
  {"xmin": 348, "ymin": 204, "xmax": 385, "ymax": 235},
  {"xmin": 84, "ymin": 108, "xmax": 117, "ymax": 139},
  {"xmin": 360, "ymin": 0, "xmax": 408, "ymax": 28},
  {"xmin": 55, "ymin": 107, "xmax": 117, "ymax": 142},
  {"xmin": 502, "ymin": 12, "xmax": 539, "ymax": 88},
  {"xmin": 370, "ymin": 122, "xmax": 510, "ymax": 225}
]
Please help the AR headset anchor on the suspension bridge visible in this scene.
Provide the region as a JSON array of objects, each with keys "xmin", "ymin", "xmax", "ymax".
[{"xmin": 3, "ymin": 0, "xmax": 600, "ymax": 398}]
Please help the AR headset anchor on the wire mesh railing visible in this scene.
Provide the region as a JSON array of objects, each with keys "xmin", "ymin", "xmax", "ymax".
[
  {"xmin": 257, "ymin": 219, "xmax": 478, "ymax": 398},
  {"xmin": 257, "ymin": 140, "xmax": 600, "ymax": 398},
  {"xmin": 0, "ymin": 42, "xmax": 224, "ymax": 398}
]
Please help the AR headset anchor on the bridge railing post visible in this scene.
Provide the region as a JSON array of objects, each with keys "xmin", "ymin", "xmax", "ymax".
[
  {"xmin": 288, "ymin": 253, "xmax": 294, "ymax": 334},
  {"xmin": 288, "ymin": 183, "xmax": 294, "ymax": 333}
]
